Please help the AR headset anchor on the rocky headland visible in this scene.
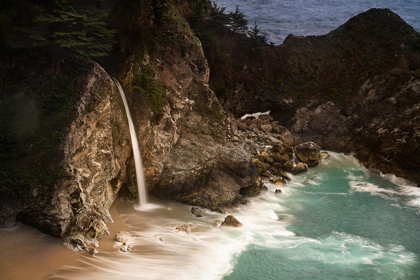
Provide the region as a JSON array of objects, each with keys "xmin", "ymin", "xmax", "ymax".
[{"xmin": 0, "ymin": 0, "xmax": 419, "ymax": 251}]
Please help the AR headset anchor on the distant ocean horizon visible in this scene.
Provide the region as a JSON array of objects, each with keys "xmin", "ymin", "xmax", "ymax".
[{"xmin": 214, "ymin": 0, "xmax": 420, "ymax": 44}]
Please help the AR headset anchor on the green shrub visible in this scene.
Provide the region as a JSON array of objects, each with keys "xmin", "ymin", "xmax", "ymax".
[{"xmin": 132, "ymin": 66, "xmax": 165, "ymax": 115}]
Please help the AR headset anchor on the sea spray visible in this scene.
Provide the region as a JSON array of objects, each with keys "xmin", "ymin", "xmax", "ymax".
[
  {"xmin": 46, "ymin": 152, "xmax": 420, "ymax": 279},
  {"xmin": 113, "ymin": 78, "xmax": 147, "ymax": 206}
]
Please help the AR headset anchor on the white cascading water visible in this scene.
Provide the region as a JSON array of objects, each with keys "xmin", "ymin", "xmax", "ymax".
[{"xmin": 113, "ymin": 78, "xmax": 147, "ymax": 206}]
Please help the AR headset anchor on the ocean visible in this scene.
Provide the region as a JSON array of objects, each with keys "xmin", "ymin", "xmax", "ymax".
[
  {"xmin": 214, "ymin": 0, "xmax": 420, "ymax": 44},
  {"xmin": 44, "ymin": 153, "xmax": 420, "ymax": 279}
]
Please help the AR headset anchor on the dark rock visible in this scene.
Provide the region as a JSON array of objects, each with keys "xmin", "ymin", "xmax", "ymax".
[
  {"xmin": 291, "ymin": 102, "xmax": 351, "ymax": 151},
  {"xmin": 269, "ymin": 176, "xmax": 286, "ymax": 185},
  {"xmin": 190, "ymin": 206, "xmax": 204, "ymax": 218},
  {"xmin": 260, "ymin": 124, "xmax": 273, "ymax": 133},
  {"xmin": 237, "ymin": 122, "xmax": 248, "ymax": 131},
  {"xmin": 259, "ymin": 115, "xmax": 273, "ymax": 122},
  {"xmin": 221, "ymin": 215, "xmax": 242, "ymax": 227},
  {"xmin": 291, "ymin": 162, "xmax": 308, "ymax": 174},
  {"xmin": 86, "ymin": 247, "xmax": 98, "ymax": 256},
  {"xmin": 119, "ymin": 243, "xmax": 132, "ymax": 252},
  {"xmin": 284, "ymin": 161, "xmax": 294, "ymax": 171},
  {"xmin": 275, "ymin": 189, "xmax": 282, "ymax": 194},
  {"xmin": 294, "ymin": 142, "xmax": 322, "ymax": 167}
]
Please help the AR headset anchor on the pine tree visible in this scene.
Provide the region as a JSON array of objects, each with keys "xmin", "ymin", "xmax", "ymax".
[
  {"xmin": 247, "ymin": 22, "xmax": 268, "ymax": 44},
  {"xmin": 0, "ymin": 0, "xmax": 115, "ymax": 59},
  {"xmin": 34, "ymin": 0, "xmax": 115, "ymax": 59},
  {"xmin": 229, "ymin": 6, "xmax": 248, "ymax": 34}
]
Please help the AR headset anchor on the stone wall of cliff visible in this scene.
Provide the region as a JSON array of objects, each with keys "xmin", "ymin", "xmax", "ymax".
[
  {"xmin": 0, "ymin": 0, "xmax": 262, "ymax": 250},
  {"xmin": 199, "ymin": 8, "xmax": 420, "ymax": 185}
]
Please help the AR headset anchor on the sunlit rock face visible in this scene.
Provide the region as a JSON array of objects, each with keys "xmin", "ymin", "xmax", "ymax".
[
  {"xmin": 0, "ymin": 0, "xmax": 262, "ymax": 248},
  {"xmin": 110, "ymin": 1, "xmax": 263, "ymax": 213},
  {"xmin": 16, "ymin": 62, "xmax": 132, "ymax": 250}
]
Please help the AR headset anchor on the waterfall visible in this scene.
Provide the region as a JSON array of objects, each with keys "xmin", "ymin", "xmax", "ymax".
[{"xmin": 113, "ymin": 78, "xmax": 147, "ymax": 206}]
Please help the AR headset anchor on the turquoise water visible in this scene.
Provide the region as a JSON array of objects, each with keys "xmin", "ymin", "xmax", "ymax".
[
  {"xmin": 45, "ymin": 153, "xmax": 420, "ymax": 280},
  {"xmin": 224, "ymin": 153, "xmax": 420, "ymax": 280}
]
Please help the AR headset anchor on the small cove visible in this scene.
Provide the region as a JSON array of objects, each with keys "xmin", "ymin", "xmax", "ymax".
[{"xmin": 10, "ymin": 152, "xmax": 417, "ymax": 280}]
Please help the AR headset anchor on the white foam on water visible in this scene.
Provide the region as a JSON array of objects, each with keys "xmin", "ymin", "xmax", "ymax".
[
  {"xmin": 349, "ymin": 180, "xmax": 399, "ymax": 195},
  {"xmin": 380, "ymin": 173, "xmax": 420, "ymax": 209},
  {"xmin": 48, "ymin": 190, "xmax": 298, "ymax": 280},
  {"xmin": 240, "ymin": 110, "xmax": 271, "ymax": 120},
  {"xmin": 319, "ymin": 151, "xmax": 361, "ymax": 169},
  {"xmin": 46, "ymin": 152, "xmax": 420, "ymax": 280},
  {"xmin": 133, "ymin": 203, "xmax": 164, "ymax": 211}
]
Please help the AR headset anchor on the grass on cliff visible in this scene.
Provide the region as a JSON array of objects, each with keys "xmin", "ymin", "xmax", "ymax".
[{"xmin": 132, "ymin": 65, "xmax": 166, "ymax": 115}]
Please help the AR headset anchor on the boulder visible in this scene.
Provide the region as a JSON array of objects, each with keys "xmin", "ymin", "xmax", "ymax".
[
  {"xmin": 237, "ymin": 122, "xmax": 248, "ymax": 131},
  {"xmin": 291, "ymin": 162, "xmax": 308, "ymax": 174},
  {"xmin": 294, "ymin": 142, "xmax": 322, "ymax": 167},
  {"xmin": 221, "ymin": 215, "xmax": 242, "ymax": 227},
  {"xmin": 115, "ymin": 231, "xmax": 133, "ymax": 244},
  {"xmin": 271, "ymin": 153, "xmax": 289, "ymax": 163},
  {"xmin": 275, "ymin": 189, "xmax": 282, "ymax": 194},
  {"xmin": 190, "ymin": 206, "xmax": 204, "ymax": 218},
  {"xmin": 259, "ymin": 115, "xmax": 273, "ymax": 122},
  {"xmin": 279, "ymin": 131, "xmax": 294, "ymax": 147},
  {"xmin": 260, "ymin": 124, "xmax": 273, "ymax": 133},
  {"xmin": 86, "ymin": 247, "xmax": 98, "ymax": 256},
  {"xmin": 176, "ymin": 223, "xmax": 195, "ymax": 234},
  {"xmin": 269, "ymin": 176, "xmax": 286, "ymax": 185},
  {"xmin": 120, "ymin": 243, "xmax": 132, "ymax": 252},
  {"xmin": 283, "ymin": 161, "xmax": 294, "ymax": 171},
  {"xmin": 254, "ymin": 159, "xmax": 271, "ymax": 172}
]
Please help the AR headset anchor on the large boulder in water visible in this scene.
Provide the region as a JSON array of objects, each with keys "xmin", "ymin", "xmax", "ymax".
[
  {"xmin": 291, "ymin": 162, "xmax": 308, "ymax": 174},
  {"xmin": 190, "ymin": 206, "xmax": 204, "ymax": 218},
  {"xmin": 294, "ymin": 142, "xmax": 322, "ymax": 167},
  {"xmin": 221, "ymin": 215, "xmax": 242, "ymax": 227}
]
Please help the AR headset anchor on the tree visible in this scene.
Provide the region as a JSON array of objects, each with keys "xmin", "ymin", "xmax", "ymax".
[
  {"xmin": 0, "ymin": 0, "xmax": 115, "ymax": 59},
  {"xmin": 247, "ymin": 22, "xmax": 268, "ymax": 44},
  {"xmin": 229, "ymin": 6, "xmax": 248, "ymax": 33}
]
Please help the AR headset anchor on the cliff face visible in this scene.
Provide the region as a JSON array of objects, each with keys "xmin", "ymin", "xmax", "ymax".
[
  {"xmin": 0, "ymin": 0, "xmax": 261, "ymax": 249},
  {"xmin": 115, "ymin": 1, "xmax": 262, "ymax": 212},
  {"xmin": 202, "ymin": 8, "xmax": 420, "ymax": 185},
  {"xmin": 1, "ymin": 3, "xmax": 419, "ymax": 251},
  {"xmin": 0, "ymin": 61, "xmax": 132, "ymax": 250}
]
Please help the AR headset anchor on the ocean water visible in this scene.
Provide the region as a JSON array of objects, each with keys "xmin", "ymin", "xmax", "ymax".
[
  {"xmin": 46, "ymin": 152, "xmax": 420, "ymax": 279},
  {"xmin": 214, "ymin": 0, "xmax": 420, "ymax": 44}
]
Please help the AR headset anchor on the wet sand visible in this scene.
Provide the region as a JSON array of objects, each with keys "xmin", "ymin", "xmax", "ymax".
[{"xmin": 0, "ymin": 200, "xmax": 129, "ymax": 280}]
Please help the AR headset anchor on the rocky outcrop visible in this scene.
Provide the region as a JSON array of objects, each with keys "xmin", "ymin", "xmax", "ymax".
[
  {"xmin": 20, "ymin": 62, "xmax": 131, "ymax": 251},
  {"xmin": 112, "ymin": 4, "xmax": 263, "ymax": 213},
  {"xmin": 202, "ymin": 7, "xmax": 420, "ymax": 185},
  {"xmin": 115, "ymin": 231, "xmax": 133, "ymax": 243},
  {"xmin": 0, "ymin": 0, "xmax": 264, "ymax": 248},
  {"xmin": 232, "ymin": 115, "xmax": 319, "ymax": 179},
  {"xmin": 294, "ymin": 142, "xmax": 322, "ymax": 167},
  {"xmin": 291, "ymin": 102, "xmax": 351, "ymax": 152},
  {"xmin": 221, "ymin": 215, "xmax": 242, "ymax": 227},
  {"xmin": 290, "ymin": 73, "xmax": 420, "ymax": 183},
  {"xmin": 190, "ymin": 206, "xmax": 204, "ymax": 218},
  {"xmin": 175, "ymin": 223, "xmax": 196, "ymax": 234}
]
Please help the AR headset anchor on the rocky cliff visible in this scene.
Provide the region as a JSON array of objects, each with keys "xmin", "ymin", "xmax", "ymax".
[
  {"xmin": 0, "ymin": 60, "xmax": 133, "ymax": 251},
  {"xmin": 200, "ymin": 8, "xmax": 420, "ymax": 185},
  {"xmin": 0, "ymin": 0, "xmax": 262, "ymax": 250},
  {"xmin": 1, "ymin": 2, "xmax": 419, "ymax": 251}
]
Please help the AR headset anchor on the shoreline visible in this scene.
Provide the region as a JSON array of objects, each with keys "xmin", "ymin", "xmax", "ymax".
[{"xmin": 0, "ymin": 199, "xmax": 129, "ymax": 279}]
